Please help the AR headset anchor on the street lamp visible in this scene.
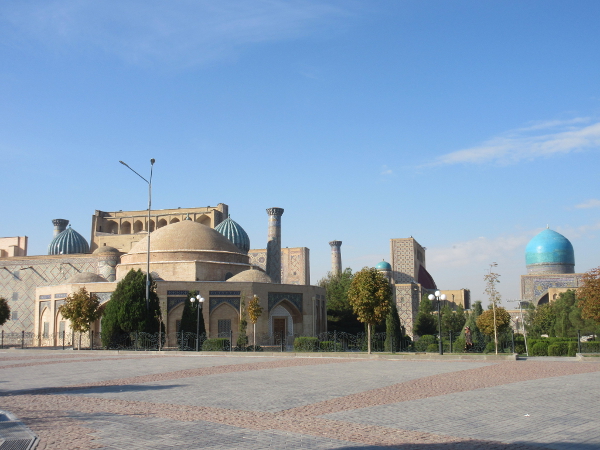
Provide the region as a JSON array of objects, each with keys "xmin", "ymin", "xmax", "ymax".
[
  {"xmin": 190, "ymin": 294, "xmax": 205, "ymax": 351},
  {"xmin": 428, "ymin": 290, "xmax": 447, "ymax": 355},
  {"xmin": 119, "ymin": 159, "xmax": 155, "ymax": 311}
]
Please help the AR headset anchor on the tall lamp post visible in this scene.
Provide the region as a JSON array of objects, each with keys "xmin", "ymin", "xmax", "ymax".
[
  {"xmin": 190, "ymin": 294, "xmax": 205, "ymax": 351},
  {"xmin": 429, "ymin": 290, "xmax": 447, "ymax": 355},
  {"xmin": 119, "ymin": 159, "xmax": 155, "ymax": 311}
]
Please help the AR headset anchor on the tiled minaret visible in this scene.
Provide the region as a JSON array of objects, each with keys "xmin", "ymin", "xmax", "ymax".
[
  {"xmin": 329, "ymin": 240, "xmax": 342, "ymax": 276},
  {"xmin": 266, "ymin": 207, "xmax": 284, "ymax": 283},
  {"xmin": 52, "ymin": 219, "xmax": 69, "ymax": 237}
]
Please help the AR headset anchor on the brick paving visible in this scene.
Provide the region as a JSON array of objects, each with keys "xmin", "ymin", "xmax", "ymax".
[{"xmin": 0, "ymin": 351, "xmax": 599, "ymax": 449}]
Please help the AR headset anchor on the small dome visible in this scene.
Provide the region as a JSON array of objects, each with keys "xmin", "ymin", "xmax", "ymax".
[
  {"xmin": 226, "ymin": 267, "xmax": 272, "ymax": 283},
  {"xmin": 93, "ymin": 246, "xmax": 120, "ymax": 255},
  {"xmin": 214, "ymin": 215, "xmax": 250, "ymax": 254},
  {"xmin": 526, "ymin": 228, "xmax": 575, "ymax": 273},
  {"xmin": 128, "ymin": 220, "xmax": 241, "ymax": 255},
  {"xmin": 48, "ymin": 226, "xmax": 90, "ymax": 255},
  {"xmin": 375, "ymin": 260, "xmax": 392, "ymax": 271},
  {"xmin": 67, "ymin": 272, "xmax": 107, "ymax": 283}
]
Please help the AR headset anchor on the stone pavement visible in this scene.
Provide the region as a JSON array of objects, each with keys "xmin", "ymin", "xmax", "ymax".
[{"xmin": 0, "ymin": 350, "xmax": 599, "ymax": 449}]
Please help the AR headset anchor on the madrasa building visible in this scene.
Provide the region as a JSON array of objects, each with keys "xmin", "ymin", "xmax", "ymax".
[
  {"xmin": 520, "ymin": 227, "xmax": 583, "ymax": 305},
  {"xmin": 0, "ymin": 204, "xmax": 326, "ymax": 347}
]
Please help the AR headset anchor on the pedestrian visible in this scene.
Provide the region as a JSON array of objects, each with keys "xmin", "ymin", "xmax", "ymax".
[{"xmin": 464, "ymin": 326, "xmax": 473, "ymax": 352}]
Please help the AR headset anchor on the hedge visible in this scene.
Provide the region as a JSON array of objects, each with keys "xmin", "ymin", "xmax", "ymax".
[
  {"xmin": 531, "ymin": 341, "xmax": 548, "ymax": 356},
  {"xmin": 202, "ymin": 338, "xmax": 230, "ymax": 351},
  {"xmin": 293, "ymin": 337, "xmax": 319, "ymax": 352},
  {"xmin": 414, "ymin": 335, "xmax": 437, "ymax": 352},
  {"xmin": 319, "ymin": 341, "xmax": 343, "ymax": 352},
  {"xmin": 548, "ymin": 343, "xmax": 568, "ymax": 356}
]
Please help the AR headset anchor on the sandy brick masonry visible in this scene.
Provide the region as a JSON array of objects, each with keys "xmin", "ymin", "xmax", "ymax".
[{"xmin": 1, "ymin": 351, "xmax": 599, "ymax": 450}]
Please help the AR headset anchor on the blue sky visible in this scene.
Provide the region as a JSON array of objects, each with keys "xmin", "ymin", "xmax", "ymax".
[{"xmin": 1, "ymin": 0, "xmax": 599, "ymax": 307}]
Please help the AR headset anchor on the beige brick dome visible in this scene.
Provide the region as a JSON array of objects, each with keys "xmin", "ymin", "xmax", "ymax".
[
  {"xmin": 128, "ymin": 220, "xmax": 241, "ymax": 255},
  {"xmin": 67, "ymin": 272, "xmax": 108, "ymax": 283},
  {"xmin": 226, "ymin": 267, "xmax": 273, "ymax": 283}
]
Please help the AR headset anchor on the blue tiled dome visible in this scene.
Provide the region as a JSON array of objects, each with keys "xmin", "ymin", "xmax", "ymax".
[
  {"xmin": 375, "ymin": 260, "xmax": 392, "ymax": 271},
  {"xmin": 48, "ymin": 226, "xmax": 90, "ymax": 255},
  {"xmin": 214, "ymin": 215, "xmax": 250, "ymax": 254},
  {"xmin": 525, "ymin": 228, "xmax": 574, "ymax": 273}
]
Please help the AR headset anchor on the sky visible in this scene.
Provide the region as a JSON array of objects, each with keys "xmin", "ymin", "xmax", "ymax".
[{"xmin": 1, "ymin": 0, "xmax": 600, "ymax": 308}]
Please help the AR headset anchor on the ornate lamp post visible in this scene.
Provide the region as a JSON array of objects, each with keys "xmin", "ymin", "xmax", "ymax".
[
  {"xmin": 428, "ymin": 290, "xmax": 447, "ymax": 355},
  {"xmin": 190, "ymin": 294, "xmax": 205, "ymax": 351},
  {"xmin": 119, "ymin": 159, "xmax": 155, "ymax": 311}
]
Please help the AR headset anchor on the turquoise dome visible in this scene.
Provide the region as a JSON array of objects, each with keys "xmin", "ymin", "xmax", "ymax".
[
  {"xmin": 48, "ymin": 226, "xmax": 90, "ymax": 255},
  {"xmin": 375, "ymin": 260, "xmax": 392, "ymax": 271},
  {"xmin": 525, "ymin": 228, "xmax": 574, "ymax": 270},
  {"xmin": 214, "ymin": 215, "xmax": 250, "ymax": 254}
]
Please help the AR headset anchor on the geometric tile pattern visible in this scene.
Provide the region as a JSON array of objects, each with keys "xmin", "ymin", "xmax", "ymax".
[
  {"xmin": 0, "ymin": 256, "xmax": 99, "ymax": 333},
  {"xmin": 520, "ymin": 273, "xmax": 583, "ymax": 303}
]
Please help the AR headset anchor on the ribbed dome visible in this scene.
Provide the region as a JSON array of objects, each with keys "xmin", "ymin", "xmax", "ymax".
[
  {"xmin": 526, "ymin": 228, "xmax": 575, "ymax": 274},
  {"xmin": 48, "ymin": 226, "xmax": 90, "ymax": 255},
  {"xmin": 214, "ymin": 215, "xmax": 250, "ymax": 254},
  {"xmin": 128, "ymin": 220, "xmax": 241, "ymax": 255},
  {"xmin": 67, "ymin": 272, "xmax": 107, "ymax": 283},
  {"xmin": 375, "ymin": 260, "xmax": 392, "ymax": 271},
  {"xmin": 226, "ymin": 267, "xmax": 272, "ymax": 283}
]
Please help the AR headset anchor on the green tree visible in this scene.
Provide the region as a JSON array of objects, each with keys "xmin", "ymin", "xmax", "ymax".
[
  {"xmin": 347, "ymin": 267, "xmax": 392, "ymax": 354},
  {"xmin": 180, "ymin": 290, "xmax": 206, "ymax": 337},
  {"xmin": 384, "ymin": 300, "xmax": 404, "ymax": 352},
  {"xmin": 237, "ymin": 299, "xmax": 249, "ymax": 348},
  {"xmin": 578, "ymin": 267, "xmax": 600, "ymax": 324},
  {"xmin": 529, "ymin": 303, "xmax": 555, "ymax": 337},
  {"xmin": 101, "ymin": 269, "xmax": 161, "ymax": 347},
  {"xmin": 247, "ymin": 295, "xmax": 263, "ymax": 350},
  {"xmin": 0, "ymin": 297, "xmax": 10, "ymax": 326},
  {"xmin": 476, "ymin": 307, "xmax": 511, "ymax": 338},
  {"xmin": 413, "ymin": 294, "xmax": 437, "ymax": 337},
  {"xmin": 320, "ymin": 268, "xmax": 362, "ymax": 333}
]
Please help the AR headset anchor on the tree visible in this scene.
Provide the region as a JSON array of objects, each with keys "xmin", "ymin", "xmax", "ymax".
[
  {"xmin": 180, "ymin": 290, "xmax": 206, "ymax": 337},
  {"xmin": 484, "ymin": 263, "xmax": 501, "ymax": 353},
  {"xmin": 237, "ymin": 299, "xmax": 249, "ymax": 348},
  {"xmin": 347, "ymin": 267, "xmax": 392, "ymax": 354},
  {"xmin": 385, "ymin": 300, "xmax": 404, "ymax": 352},
  {"xmin": 101, "ymin": 269, "xmax": 161, "ymax": 347},
  {"xmin": 0, "ymin": 297, "xmax": 10, "ymax": 327},
  {"xmin": 578, "ymin": 267, "xmax": 600, "ymax": 324},
  {"xmin": 476, "ymin": 307, "xmax": 511, "ymax": 338},
  {"xmin": 413, "ymin": 294, "xmax": 437, "ymax": 337},
  {"xmin": 60, "ymin": 287, "xmax": 100, "ymax": 350},
  {"xmin": 320, "ymin": 268, "xmax": 362, "ymax": 333},
  {"xmin": 528, "ymin": 303, "xmax": 555, "ymax": 337},
  {"xmin": 247, "ymin": 295, "xmax": 263, "ymax": 350}
]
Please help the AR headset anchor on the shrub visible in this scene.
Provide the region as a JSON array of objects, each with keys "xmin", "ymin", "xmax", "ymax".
[
  {"xmin": 567, "ymin": 342, "xmax": 578, "ymax": 357},
  {"xmin": 531, "ymin": 341, "xmax": 549, "ymax": 356},
  {"xmin": 548, "ymin": 342, "xmax": 568, "ymax": 356},
  {"xmin": 319, "ymin": 341, "xmax": 343, "ymax": 352},
  {"xmin": 426, "ymin": 343, "xmax": 439, "ymax": 353},
  {"xmin": 581, "ymin": 341, "xmax": 600, "ymax": 353},
  {"xmin": 414, "ymin": 335, "xmax": 437, "ymax": 352},
  {"xmin": 202, "ymin": 338, "xmax": 230, "ymax": 351},
  {"xmin": 452, "ymin": 337, "xmax": 466, "ymax": 353},
  {"xmin": 484, "ymin": 341, "xmax": 496, "ymax": 354},
  {"xmin": 294, "ymin": 337, "xmax": 319, "ymax": 352},
  {"xmin": 515, "ymin": 344, "xmax": 526, "ymax": 355}
]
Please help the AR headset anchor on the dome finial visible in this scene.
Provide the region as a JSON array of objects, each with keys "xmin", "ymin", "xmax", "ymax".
[{"xmin": 547, "ymin": 224, "xmax": 549, "ymax": 229}]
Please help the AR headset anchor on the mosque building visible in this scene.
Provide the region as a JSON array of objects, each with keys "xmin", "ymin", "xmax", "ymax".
[
  {"xmin": 520, "ymin": 227, "xmax": 583, "ymax": 305},
  {"xmin": 0, "ymin": 204, "xmax": 326, "ymax": 347}
]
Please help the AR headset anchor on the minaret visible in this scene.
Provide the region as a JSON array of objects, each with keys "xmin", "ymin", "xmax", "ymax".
[
  {"xmin": 329, "ymin": 240, "xmax": 342, "ymax": 276},
  {"xmin": 52, "ymin": 219, "xmax": 69, "ymax": 237},
  {"xmin": 266, "ymin": 207, "xmax": 284, "ymax": 283}
]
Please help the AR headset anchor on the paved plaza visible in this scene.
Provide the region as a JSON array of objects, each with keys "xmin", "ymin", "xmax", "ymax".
[{"xmin": 0, "ymin": 351, "xmax": 599, "ymax": 450}]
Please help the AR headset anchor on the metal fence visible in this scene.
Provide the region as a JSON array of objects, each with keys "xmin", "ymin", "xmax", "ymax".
[{"xmin": 1, "ymin": 329, "xmax": 598, "ymax": 354}]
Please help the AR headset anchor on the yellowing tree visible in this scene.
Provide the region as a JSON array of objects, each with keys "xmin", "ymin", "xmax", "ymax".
[
  {"xmin": 247, "ymin": 295, "xmax": 263, "ymax": 350},
  {"xmin": 347, "ymin": 267, "xmax": 392, "ymax": 354},
  {"xmin": 476, "ymin": 307, "xmax": 511, "ymax": 337},
  {"xmin": 61, "ymin": 287, "xmax": 101, "ymax": 349},
  {"xmin": 578, "ymin": 267, "xmax": 600, "ymax": 324}
]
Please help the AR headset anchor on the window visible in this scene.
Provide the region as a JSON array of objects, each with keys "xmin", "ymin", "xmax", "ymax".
[
  {"xmin": 59, "ymin": 321, "xmax": 66, "ymax": 335},
  {"xmin": 12, "ymin": 292, "xmax": 18, "ymax": 301},
  {"xmin": 43, "ymin": 322, "xmax": 49, "ymax": 338},
  {"xmin": 218, "ymin": 319, "xmax": 231, "ymax": 334},
  {"xmin": 11, "ymin": 311, "xmax": 18, "ymax": 321}
]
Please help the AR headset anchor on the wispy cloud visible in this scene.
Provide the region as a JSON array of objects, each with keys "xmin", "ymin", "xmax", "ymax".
[
  {"xmin": 426, "ymin": 118, "xmax": 600, "ymax": 167},
  {"xmin": 575, "ymin": 199, "xmax": 600, "ymax": 209},
  {"xmin": 1, "ymin": 1, "xmax": 352, "ymax": 66},
  {"xmin": 380, "ymin": 165, "xmax": 393, "ymax": 176}
]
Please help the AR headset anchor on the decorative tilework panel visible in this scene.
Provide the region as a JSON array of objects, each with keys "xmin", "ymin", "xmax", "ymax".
[
  {"xmin": 92, "ymin": 292, "xmax": 112, "ymax": 304},
  {"xmin": 209, "ymin": 291, "xmax": 240, "ymax": 296},
  {"xmin": 209, "ymin": 297, "xmax": 240, "ymax": 313},
  {"xmin": 54, "ymin": 293, "xmax": 67, "ymax": 299},
  {"xmin": 167, "ymin": 290, "xmax": 189, "ymax": 296},
  {"xmin": 39, "ymin": 295, "xmax": 51, "ymax": 300},
  {"xmin": 268, "ymin": 292, "xmax": 302, "ymax": 313},
  {"xmin": 167, "ymin": 297, "xmax": 186, "ymax": 312}
]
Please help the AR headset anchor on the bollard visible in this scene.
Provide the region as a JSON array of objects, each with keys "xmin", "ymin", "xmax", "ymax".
[
  {"xmin": 62, "ymin": 330, "xmax": 65, "ymax": 350},
  {"xmin": 230, "ymin": 330, "xmax": 233, "ymax": 352},
  {"xmin": 91, "ymin": 330, "xmax": 94, "ymax": 350},
  {"xmin": 180, "ymin": 330, "xmax": 184, "ymax": 351},
  {"xmin": 511, "ymin": 330, "xmax": 515, "ymax": 354},
  {"xmin": 21, "ymin": 330, "xmax": 24, "ymax": 349},
  {"xmin": 280, "ymin": 331, "xmax": 284, "ymax": 352},
  {"xmin": 1, "ymin": 330, "xmax": 3, "ymax": 349},
  {"xmin": 577, "ymin": 330, "xmax": 582, "ymax": 354}
]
